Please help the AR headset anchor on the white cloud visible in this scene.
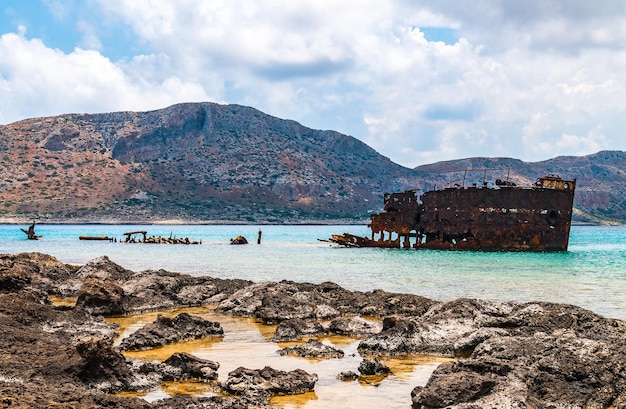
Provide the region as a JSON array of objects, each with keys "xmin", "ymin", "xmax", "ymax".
[
  {"xmin": 0, "ymin": 32, "xmax": 209, "ymax": 123},
  {"xmin": 76, "ymin": 20, "xmax": 102, "ymax": 51},
  {"xmin": 1, "ymin": 0, "xmax": 625, "ymax": 167}
]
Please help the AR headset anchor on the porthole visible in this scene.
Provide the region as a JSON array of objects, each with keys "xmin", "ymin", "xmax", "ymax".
[{"xmin": 547, "ymin": 209, "xmax": 558, "ymax": 226}]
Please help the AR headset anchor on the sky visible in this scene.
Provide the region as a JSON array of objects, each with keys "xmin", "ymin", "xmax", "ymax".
[{"xmin": 1, "ymin": 1, "xmax": 625, "ymax": 168}]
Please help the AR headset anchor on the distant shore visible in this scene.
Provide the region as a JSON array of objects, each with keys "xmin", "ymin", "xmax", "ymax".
[
  {"xmin": 0, "ymin": 218, "xmax": 370, "ymax": 226},
  {"xmin": 0, "ymin": 216, "xmax": 610, "ymax": 226}
]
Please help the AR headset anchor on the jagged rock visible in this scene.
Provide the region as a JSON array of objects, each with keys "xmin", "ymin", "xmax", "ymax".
[
  {"xmin": 255, "ymin": 284, "xmax": 319, "ymax": 324},
  {"xmin": 215, "ymin": 281, "xmax": 275, "ymax": 317},
  {"xmin": 277, "ymin": 339, "xmax": 344, "ymax": 358},
  {"xmin": 0, "ymin": 270, "xmax": 30, "ymax": 292},
  {"xmin": 76, "ymin": 256, "xmax": 135, "ymax": 281},
  {"xmin": 221, "ymin": 366, "xmax": 318, "ymax": 398},
  {"xmin": 75, "ymin": 278, "xmax": 128, "ymax": 316},
  {"xmin": 75, "ymin": 338, "xmax": 135, "ymax": 392},
  {"xmin": 151, "ymin": 394, "xmax": 273, "ymax": 408},
  {"xmin": 121, "ymin": 270, "xmax": 249, "ymax": 312},
  {"xmin": 0, "ymin": 252, "xmax": 79, "ymax": 297},
  {"xmin": 271, "ymin": 318, "xmax": 326, "ymax": 342},
  {"xmin": 229, "ymin": 235, "xmax": 248, "ymax": 244},
  {"xmin": 356, "ymin": 289, "xmax": 439, "ymax": 317},
  {"xmin": 328, "ymin": 317, "xmax": 380, "ymax": 337},
  {"xmin": 217, "ymin": 280, "xmax": 437, "ymax": 324},
  {"xmin": 358, "ymin": 358, "xmax": 391, "ymax": 375},
  {"xmin": 3, "ymin": 252, "xmax": 626, "ymax": 409},
  {"xmin": 336, "ymin": 371, "xmax": 360, "ymax": 381},
  {"xmin": 161, "ymin": 352, "xmax": 219, "ymax": 381},
  {"xmin": 358, "ymin": 298, "xmax": 512, "ymax": 356},
  {"xmin": 118, "ymin": 313, "xmax": 223, "ymax": 351},
  {"xmin": 411, "ymin": 329, "xmax": 626, "ymax": 408},
  {"xmin": 314, "ymin": 303, "xmax": 340, "ymax": 319}
]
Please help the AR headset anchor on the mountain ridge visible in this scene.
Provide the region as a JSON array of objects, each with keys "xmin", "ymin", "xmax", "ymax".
[{"xmin": 0, "ymin": 102, "xmax": 624, "ymax": 224}]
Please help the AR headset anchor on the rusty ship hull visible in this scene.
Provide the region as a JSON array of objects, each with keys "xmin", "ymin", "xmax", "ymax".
[{"xmin": 330, "ymin": 175, "xmax": 576, "ymax": 252}]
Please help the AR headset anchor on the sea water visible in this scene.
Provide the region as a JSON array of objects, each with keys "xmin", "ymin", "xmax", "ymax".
[
  {"xmin": 2, "ymin": 224, "xmax": 625, "ymax": 408},
  {"xmin": 1, "ymin": 224, "xmax": 624, "ymax": 320}
]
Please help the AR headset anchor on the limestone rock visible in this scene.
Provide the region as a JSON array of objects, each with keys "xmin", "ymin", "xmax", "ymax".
[
  {"xmin": 271, "ymin": 318, "xmax": 326, "ymax": 342},
  {"xmin": 217, "ymin": 280, "xmax": 438, "ymax": 323},
  {"xmin": 161, "ymin": 352, "xmax": 219, "ymax": 381},
  {"xmin": 76, "ymin": 256, "xmax": 135, "ymax": 281},
  {"xmin": 221, "ymin": 366, "xmax": 318, "ymax": 398},
  {"xmin": 358, "ymin": 358, "xmax": 391, "ymax": 376},
  {"xmin": 328, "ymin": 317, "xmax": 380, "ymax": 337},
  {"xmin": 336, "ymin": 371, "xmax": 360, "ymax": 381},
  {"xmin": 75, "ymin": 338, "xmax": 135, "ymax": 392},
  {"xmin": 75, "ymin": 278, "xmax": 128, "ymax": 316}
]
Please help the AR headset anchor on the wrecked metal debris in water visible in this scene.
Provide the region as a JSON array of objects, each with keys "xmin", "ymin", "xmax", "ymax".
[{"xmin": 326, "ymin": 173, "xmax": 576, "ymax": 251}]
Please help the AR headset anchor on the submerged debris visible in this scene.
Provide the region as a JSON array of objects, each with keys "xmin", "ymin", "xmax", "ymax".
[
  {"xmin": 122, "ymin": 230, "xmax": 200, "ymax": 244},
  {"xmin": 230, "ymin": 235, "xmax": 248, "ymax": 245},
  {"xmin": 20, "ymin": 221, "xmax": 41, "ymax": 240}
]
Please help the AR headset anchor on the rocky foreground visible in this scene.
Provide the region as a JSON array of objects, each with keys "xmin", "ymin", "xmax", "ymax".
[{"xmin": 1, "ymin": 252, "xmax": 626, "ymax": 408}]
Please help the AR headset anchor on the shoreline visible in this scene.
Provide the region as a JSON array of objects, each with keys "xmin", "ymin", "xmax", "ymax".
[
  {"xmin": 0, "ymin": 218, "xmax": 370, "ymax": 226},
  {"xmin": 0, "ymin": 213, "xmax": 616, "ymax": 227},
  {"xmin": 1, "ymin": 252, "xmax": 625, "ymax": 408}
]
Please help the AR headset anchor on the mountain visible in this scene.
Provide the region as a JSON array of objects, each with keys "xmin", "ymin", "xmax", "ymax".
[
  {"xmin": 0, "ymin": 102, "xmax": 624, "ymax": 224},
  {"xmin": 0, "ymin": 103, "xmax": 419, "ymax": 223}
]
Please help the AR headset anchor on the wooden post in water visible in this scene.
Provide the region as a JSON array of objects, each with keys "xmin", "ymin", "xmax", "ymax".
[{"xmin": 257, "ymin": 228, "xmax": 262, "ymax": 244}]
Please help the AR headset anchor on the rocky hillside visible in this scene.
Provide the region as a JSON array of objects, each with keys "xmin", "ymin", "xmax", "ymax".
[
  {"xmin": 0, "ymin": 102, "xmax": 624, "ymax": 224},
  {"xmin": 0, "ymin": 103, "xmax": 418, "ymax": 223}
]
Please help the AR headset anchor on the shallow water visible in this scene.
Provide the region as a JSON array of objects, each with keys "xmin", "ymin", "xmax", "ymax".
[
  {"xmin": 107, "ymin": 307, "xmax": 451, "ymax": 408},
  {"xmin": 2, "ymin": 224, "xmax": 625, "ymax": 320},
  {"xmin": 10, "ymin": 224, "xmax": 626, "ymax": 407}
]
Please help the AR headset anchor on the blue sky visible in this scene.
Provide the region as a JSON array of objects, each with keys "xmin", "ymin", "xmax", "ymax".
[{"xmin": 1, "ymin": 0, "xmax": 625, "ymax": 167}]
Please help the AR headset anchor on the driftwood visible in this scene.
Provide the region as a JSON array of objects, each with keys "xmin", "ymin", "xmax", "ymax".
[{"xmin": 79, "ymin": 236, "xmax": 115, "ymax": 242}]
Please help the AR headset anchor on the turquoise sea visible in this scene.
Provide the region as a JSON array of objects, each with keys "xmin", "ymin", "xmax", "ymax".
[{"xmin": 1, "ymin": 224, "xmax": 625, "ymax": 321}]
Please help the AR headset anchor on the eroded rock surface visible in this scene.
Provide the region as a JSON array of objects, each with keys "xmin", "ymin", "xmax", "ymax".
[
  {"xmin": 76, "ymin": 278, "xmax": 128, "ymax": 316},
  {"xmin": 217, "ymin": 280, "xmax": 437, "ymax": 324},
  {"xmin": 358, "ymin": 358, "xmax": 391, "ymax": 376},
  {"xmin": 328, "ymin": 317, "xmax": 381, "ymax": 337},
  {"xmin": 411, "ymin": 328, "xmax": 626, "ymax": 408},
  {"xmin": 221, "ymin": 366, "xmax": 318, "ymax": 398},
  {"xmin": 355, "ymin": 298, "xmax": 626, "ymax": 408},
  {"xmin": 271, "ymin": 318, "xmax": 326, "ymax": 342},
  {"xmin": 3, "ymin": 252, "xmax": 626, "ymax": 409},
  {"xmin": 161, "ymin": 352, "xmax": 220, "ymax": 381},
  {"xmin": 278, "ymin": 339, "xmax": 344, "ymax": 358},
  {"xmin": 118, "ymin": 313, "xmax": 224, "ymax": 351},
  {"xmin": 130, "ymin": 352, "xmax": 219, "ymax": 383}
]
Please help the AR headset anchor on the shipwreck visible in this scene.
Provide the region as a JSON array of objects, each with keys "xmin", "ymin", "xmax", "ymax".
[{"xmin": 327, "ymin": 172, "xmax": 576, "ymax": 251}]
